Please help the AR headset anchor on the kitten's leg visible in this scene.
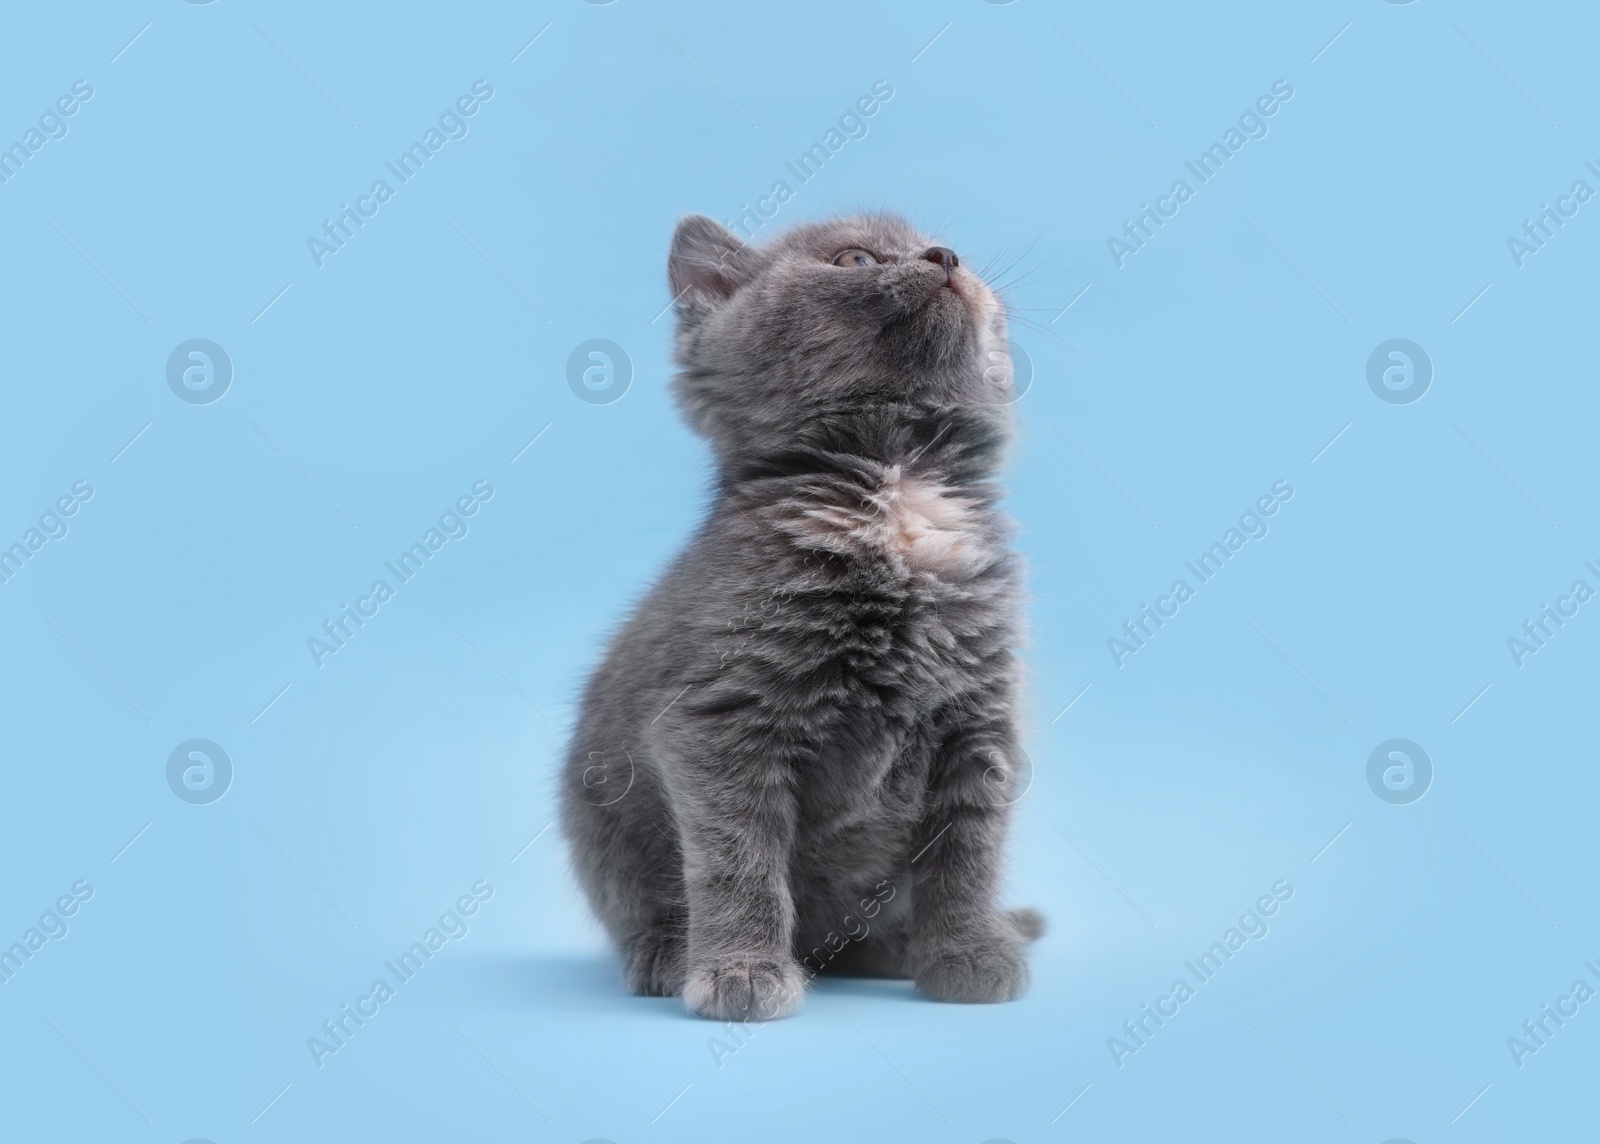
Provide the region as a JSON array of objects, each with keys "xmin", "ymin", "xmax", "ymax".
[
  {"xmin": 620, "ymin": 906, "xmax": 687, "ymax": 996},
  {"xmin": 561, "ymin": 770, "xmax": 688, "ymax": 997},
  {"xmin": 909, "ymin": 706, "xmax": 1033, "ymax": 1003},
  {"xmin": 662, "ymin": 727, "xmax": 808, "ymax": 1021}
]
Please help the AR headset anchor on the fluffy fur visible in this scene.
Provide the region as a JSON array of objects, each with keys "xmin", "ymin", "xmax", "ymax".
[{"xmin": 560, "ymin": 213, "xmax": 1038, "ymax": 1020}]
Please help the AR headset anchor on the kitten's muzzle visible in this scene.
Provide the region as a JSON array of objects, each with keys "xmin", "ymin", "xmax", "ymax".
[{"xmin": 919, "ymin": 247, "xmax": 982, "ymax": 319}]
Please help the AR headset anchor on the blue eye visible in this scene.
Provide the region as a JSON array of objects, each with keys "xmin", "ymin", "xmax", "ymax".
[{"xmin": 832, "ymin": 248, "xmax": 879, "ymax": 267}]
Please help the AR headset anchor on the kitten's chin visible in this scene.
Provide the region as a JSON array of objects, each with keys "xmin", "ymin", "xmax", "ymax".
[
  {"xmin": 942, "ymin": 271, "xmax": 997, "ymax": 329},
  {"xmin": 929, "ymin": 283, "xmax": 978, "ymax": 327}
]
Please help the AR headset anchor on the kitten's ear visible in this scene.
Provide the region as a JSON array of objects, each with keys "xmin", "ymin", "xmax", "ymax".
[{"xmin": 668, "ymin": 215, "xmax": 752, "ymax": 311}]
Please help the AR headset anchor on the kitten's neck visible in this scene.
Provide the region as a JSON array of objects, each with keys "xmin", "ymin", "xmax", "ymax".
[{"xmin": 717, "ymin": 402, "xmax": 1008, "ymax": 490}]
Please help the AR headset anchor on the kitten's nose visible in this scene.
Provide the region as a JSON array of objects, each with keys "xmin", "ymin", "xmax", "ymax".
[{"xmin": 921, "ymin": 246, "xmax": 959, "ymax": 273}]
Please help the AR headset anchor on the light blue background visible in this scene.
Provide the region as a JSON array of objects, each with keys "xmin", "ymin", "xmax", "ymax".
[{"xmin": 1, "ymin": 2, "xmax": 1595, "ymax": 1141}]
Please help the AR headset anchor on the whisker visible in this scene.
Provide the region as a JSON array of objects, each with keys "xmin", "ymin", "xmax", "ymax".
[
  {"xmin": 994, "ymin": 266, "xmax": 1080, "ymax": 295},
  {"xmin": 974, "ymin": 225, "xmax": 1039, "ymax": 280},
  {"xmin": 1005, "ymin": 310, "xmax": 1091, "ymax": 360},
  {"xmin": 982, "ymin": 233, "xmax": 1044, "ymax": 288},
  {"xmin": 989, "ymin": 241, "xmax": 1072, "ymax": 294}
]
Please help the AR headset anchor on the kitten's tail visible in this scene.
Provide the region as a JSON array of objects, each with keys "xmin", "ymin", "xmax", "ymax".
[{"xmin": 1007, "ymin": 907, "xmax": 1045, "ymax": 942}]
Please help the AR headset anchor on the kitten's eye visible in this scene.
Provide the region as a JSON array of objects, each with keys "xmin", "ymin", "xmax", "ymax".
[{"xmin": 832, "ymin": 248, "xmax": 879, "ymax": 268}]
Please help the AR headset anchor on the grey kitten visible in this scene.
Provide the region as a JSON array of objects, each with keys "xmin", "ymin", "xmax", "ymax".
[{"xmin": 560, "ymin": 213, "xmax": 1040, "ymax": 1020}]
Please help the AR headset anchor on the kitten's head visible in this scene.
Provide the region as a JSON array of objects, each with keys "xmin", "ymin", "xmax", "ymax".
[{"xmin": 666, "ymin": 214, "xmax": 1013, "ymax": 477}]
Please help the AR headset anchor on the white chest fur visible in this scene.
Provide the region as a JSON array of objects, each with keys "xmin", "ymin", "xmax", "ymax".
[{"xmin": 784, "ymin": 468, "xmax": 990, "ymax": 580}]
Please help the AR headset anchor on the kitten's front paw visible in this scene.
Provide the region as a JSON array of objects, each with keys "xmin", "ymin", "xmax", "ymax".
[
  {"xmin": 683, "ymin": 957, "xmax": 807, "ymax": 1021},
  {"xmin": 915, "ymin": 938, "xmax": 1030, "ymax": 1004},
  {"xmin": 623, "ymin": 930, "xmax": 686, "ymax": 997}
]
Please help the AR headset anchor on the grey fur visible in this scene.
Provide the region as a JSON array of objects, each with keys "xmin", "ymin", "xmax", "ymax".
[{"xmin": 560, "ymin": 213, "xmax": 1039, "ymax": 1020}]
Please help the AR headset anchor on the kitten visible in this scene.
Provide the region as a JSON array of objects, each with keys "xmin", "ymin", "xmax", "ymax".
[{"xmin": 561, "ymin": 213, "xmax": 1040, "ymax": 1020}]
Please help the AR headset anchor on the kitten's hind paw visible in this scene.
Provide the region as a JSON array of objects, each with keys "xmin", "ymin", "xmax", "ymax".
[
  {"xmin": 1007, "ymin": 907, "xmax": 1045, "ymax": 942},
  {"xmin": 915, "ymin": 938, "xmax": 1030, "ymax": 1004},
  {"xmin": 623, "ymin": 930, "xmax": 686, "ymax": 997},
  {"xmin": 683, "ymin": 957, "xmax": 807, "ymax": 1020}
]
